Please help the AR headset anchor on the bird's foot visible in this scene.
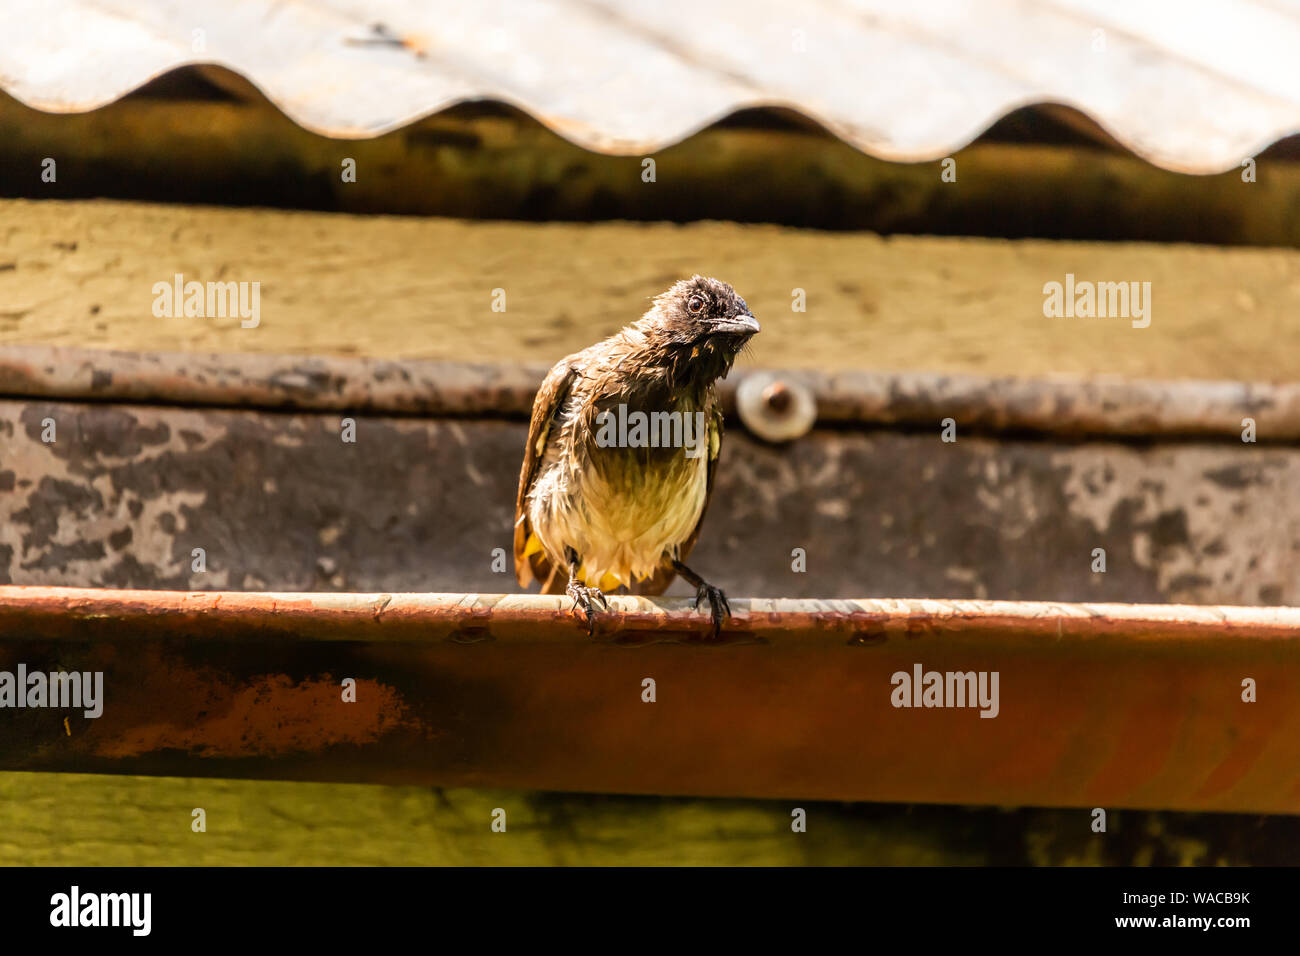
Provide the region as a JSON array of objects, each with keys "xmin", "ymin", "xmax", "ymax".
[
  {"xmin": 692, "ymin": 582, "xmax": 731, "ymax": 638},
  {"xmin": 566, "ymin": 581, "xmax": 608, "ymax": 636}
]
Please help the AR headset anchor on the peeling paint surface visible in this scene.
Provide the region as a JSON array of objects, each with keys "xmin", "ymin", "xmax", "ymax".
[
  {"xmin": 2, "ymin": 399, "xmax": 1298, "ymax": 607},
  {"xmin": 1055, "ymin": 447, "xmax": 1299, "ymax": 605},
  {"xmin": 94, "ymin": 671, "xmax": 414, "ymax": 760}
]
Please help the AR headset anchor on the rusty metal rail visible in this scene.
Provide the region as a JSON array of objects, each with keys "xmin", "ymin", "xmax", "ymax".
[
  {"xmin": 2, "ymin": 587, "xmax": 1297, "ymax": 813},
  {"xmin": 4, "ymin": 343, "xmax": 1300, "ymax": 440}
]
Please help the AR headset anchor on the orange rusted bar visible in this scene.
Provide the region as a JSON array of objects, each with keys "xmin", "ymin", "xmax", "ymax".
[{"xmin": 1, "ymin": 587, "xmax": 1298, "ymax": 813}]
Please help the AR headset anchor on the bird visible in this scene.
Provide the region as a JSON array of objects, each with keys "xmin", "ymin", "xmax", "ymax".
[{"xmin": 514, "ymin": 275, "xmax": 760, "ymax": 636}]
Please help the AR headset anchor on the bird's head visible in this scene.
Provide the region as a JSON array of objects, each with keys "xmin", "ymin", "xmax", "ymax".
[{"xmin": 637, "ymin": 275, "xmax": 760, "ymax": 385}]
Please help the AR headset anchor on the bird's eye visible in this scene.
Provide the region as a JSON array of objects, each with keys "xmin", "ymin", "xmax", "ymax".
[{"xmin": 687, "ymin": 295, "xmax": 705, "ymax": 314}]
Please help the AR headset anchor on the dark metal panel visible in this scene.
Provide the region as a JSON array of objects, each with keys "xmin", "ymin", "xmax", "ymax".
[{"xmin": 1, "ymin": 397, "xmax": 1297, "ymax": 605}]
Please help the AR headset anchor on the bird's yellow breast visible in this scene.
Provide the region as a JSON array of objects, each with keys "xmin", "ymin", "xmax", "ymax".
[{"xmin": 527, "ymin": 425, "xmax": 710, "ymax": 590}]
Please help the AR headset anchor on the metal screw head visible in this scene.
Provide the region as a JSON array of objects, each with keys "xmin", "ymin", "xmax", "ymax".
[
  {"xmin": 737, "ymin": 372, "xmax": 817, "ymax": 443},
  {"xmin": 763, "ymin": 381, "xmax": 793, "ymax": 414}
]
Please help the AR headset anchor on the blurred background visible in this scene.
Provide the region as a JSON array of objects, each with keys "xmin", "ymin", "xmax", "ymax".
[{"xmin": 2, "ymin": 1, "xmax": 1300, "ymax": 864}]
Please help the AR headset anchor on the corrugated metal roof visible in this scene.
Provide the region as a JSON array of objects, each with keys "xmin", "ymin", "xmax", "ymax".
[{"xmin": 2, "ymin": 0, "xmax": 1298, "ymax": 174}]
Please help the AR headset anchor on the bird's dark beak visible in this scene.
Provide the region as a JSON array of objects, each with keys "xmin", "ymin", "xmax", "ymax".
[{"xmin": 713, "ymin": 312, "xmax": 761, "ymax": 336}]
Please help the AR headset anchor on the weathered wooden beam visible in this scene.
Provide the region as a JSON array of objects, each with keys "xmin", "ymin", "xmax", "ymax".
[
  {"xmin": 3, "ymin": 200, "xmax": 1298, "ymax": 383},
  {"xmin": 1, "ymin": 588, "xmax": 1295, "ymax": 813}
]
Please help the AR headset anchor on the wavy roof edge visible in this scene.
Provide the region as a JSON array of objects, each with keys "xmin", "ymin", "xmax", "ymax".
[
  {"xmin": 9, "ymin": 64, "xmax": 1299, "ymax": 176},
  {"xmin": 6, "ymin": 1, "xmax": 1300, "ymax": 175}
]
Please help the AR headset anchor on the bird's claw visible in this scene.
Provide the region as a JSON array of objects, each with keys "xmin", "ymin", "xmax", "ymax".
[
  {"xmin": 567, "ymin": 581, "xmax": 608, "ymax": 636},
  {"xmin": 693, "ymin": 583, "xmax": 731, "ymax": 638}
]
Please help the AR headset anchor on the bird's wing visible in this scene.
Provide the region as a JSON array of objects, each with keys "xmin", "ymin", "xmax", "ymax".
[
  {"xmin": 514, "ymin": 358, "xmax": 579, "ymax": 589},
  {"xmin": 632, "ymin": 405, "xmax": 724, "ymax": 597}
]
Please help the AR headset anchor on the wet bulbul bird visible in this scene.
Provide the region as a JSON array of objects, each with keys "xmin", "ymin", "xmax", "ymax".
[{"xmin": 514, "ymin": 276, "xmax": 760, "ymax": 636}]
